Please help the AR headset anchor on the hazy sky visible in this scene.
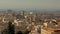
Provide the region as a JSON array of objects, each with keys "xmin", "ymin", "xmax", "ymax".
[{"xmin": 0, "ymin": 0, "xmax": 60, "ymax": 10}]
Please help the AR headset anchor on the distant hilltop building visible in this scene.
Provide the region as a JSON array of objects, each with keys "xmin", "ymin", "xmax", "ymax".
[
  {"xmin": 30, "ymin": 12, "xmax": 33, "ymax": 15},
  {"xmin": 20, "ymin": 10, "xmax": 25, "ymax": 17}
]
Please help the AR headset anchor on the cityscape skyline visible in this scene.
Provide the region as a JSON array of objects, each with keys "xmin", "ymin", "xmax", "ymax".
[{"xmin": 0, "ymin": 0, "xmax": 60, "ymax": 34}]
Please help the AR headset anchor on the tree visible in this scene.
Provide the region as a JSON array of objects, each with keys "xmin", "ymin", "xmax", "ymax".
[
  {"xmin": 8, "ymin": 21, "xmax": 15, "ymax": 34},
  {"xmin": 24, "ymin": 30, "xmax": 30, "ymax": 34},
  {"xmin": 1, "ymin": 29, "xmax": 8, "ymax": 34},
  {"xmin": 17, "ymin": 31, "xmax": 23, "ymax": 34}
]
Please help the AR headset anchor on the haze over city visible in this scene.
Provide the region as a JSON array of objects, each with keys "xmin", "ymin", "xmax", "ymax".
[{"xmin": 0, "ymin": 0, "xmax": 60, "ymax": 11}]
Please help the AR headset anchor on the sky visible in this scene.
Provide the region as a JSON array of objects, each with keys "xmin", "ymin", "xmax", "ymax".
[{"xmin": 0, "ymin": 0, "xmax": 60, "ymax": 11}]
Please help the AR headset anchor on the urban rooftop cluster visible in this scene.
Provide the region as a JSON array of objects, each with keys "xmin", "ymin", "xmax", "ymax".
[{"xmin": 0, "ymin": 10, "xmax": 60, "ymax": 34}]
